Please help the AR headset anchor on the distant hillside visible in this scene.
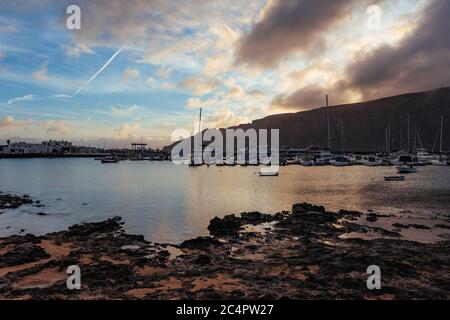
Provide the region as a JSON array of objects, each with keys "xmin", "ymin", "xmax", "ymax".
[{"xmin": 166, "ymin": 87, "xmax": 450, "ymax": 153}]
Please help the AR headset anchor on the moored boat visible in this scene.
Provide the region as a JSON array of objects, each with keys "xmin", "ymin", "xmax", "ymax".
[
  {"xmin": 384, "ymin": 175, "xmax": 405, "ymax": 181},
  {"xmin": 101, "ymin": 158, "xmax": 119, "ymax": 164},
  {"xmin": 330, "ymin": 156, "xmax": 350, "ymax": 167},
  {"xmin": 259, "ymin": 168, "xmax": 279, "ymax": 176},
  {"xmin": 396, "ymin": 165, "xmax": 416, "ymax": 174}
]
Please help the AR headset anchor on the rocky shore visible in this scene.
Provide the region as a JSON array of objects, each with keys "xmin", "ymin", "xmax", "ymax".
[
  {"xmin": 0, "ymin": 202, "xmax": 449, "ymax": 300},
  {"xmin": 0, "ymin": 193, "xmax": 34, "ymax": 212}
]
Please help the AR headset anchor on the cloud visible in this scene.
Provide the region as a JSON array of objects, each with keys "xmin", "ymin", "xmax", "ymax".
[
  {"xmin": 205, "ymin": 107, "xmax": 249, "ymax": 128},
  {"xmin": 7, "ymin": 94, "xmax": 35, "ymax": 105},
  {"xmin": 0, "ymin": 26, "xmax": 17, "ymax": 33},
  {"xmin": 0, "ymin": 115, "xmax": 71, "ymax": 135},
  {"xmin": 235, "ymin": 0, "xmax": 356, "ymax": 68},
  {"xmin": 0, "ymin": 115, "xmax": 33, "ymax": 128},
  {"xmin": 270, "ymin": 83, "xmax": 356, "ymax": 111},
  {"xmin": 248, "ymin": 88, "xmax": 265, "ymax": 99},
  {"xmin": 32, "ymin": 62, "xmax": 49, "ymax": 81},
  {"xmin": 156, "ymin": 66, "xmax": 172, "ymax": 78},
  {"xmin": 185, "ymin": 97, "xmax": 219, "ymax": 110},
  {"xmin": 146, "ymin": 76, "xmax": 176, "ymax": 91},
  {"xmin": 179, "ymin": 75, "xmax": 222, "ymax": 96},
  {"xmin": 111, "ymin": 105, "xmax": 138, "ymax": 117},
  {"xmin": 66, "ymin": 44, "xmax": 94, "ymax": 58},
  {"xmin": 43, "ymin": 120, "xmax": 72, "ymax": 135},
  {"xmin": 116, "ymin": 122, "xmax": 141, "ymax": 139},
  {"xmin": 122, "ymin": 67, "xmax": 140, "ymax": 82},
  {"xmin": 345, "ymin": 0, "xmax": 450, "ymax": 99},
  {"xmin": 0, "ymin": 51, "xmax": 5, "ymax": 60},
  {"xmin": 225, "ymin": 85, "xmax": 245, "ymax": 100},
  {"xmin": 203, "ymin": 55, "xmax": 230, "ymax": 77}
]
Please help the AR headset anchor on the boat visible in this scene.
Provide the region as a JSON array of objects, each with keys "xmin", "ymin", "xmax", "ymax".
[
  {"xmin": 431, "ymin": 159, "xmax": 449, "ymax": 166},
  {"xmin": 384, "ymin": 176, "xmax": 405, "ymax": 181},
  {"xmin": 330, "ymin": 156, "xmax": 350, "ymax": 166},
  {"xmin": 362, "ymin": 156, "xmax": 382, "ymax": 166},
  {"xmin": 416, "ymin": 148, "xmax": 433, "ymax": 165},
  {"xmin": 391, "ymin": 154, "xmax": 415, "ymax": 166},
  {"xmin": 101, "ymin": 158, "xmax": 119, "ymax": 164},
  {"xmin": 301, "ymin": 157, "xmax": 315, "ymax": 166},
  {"xmin": 348, "ymin": 154, "xmax": 364, "ymax": 165},
  {"xmin": 259, "ymin": 169, "xmax": 279, "ymax": 177},
  {"xmin": 129, "ymin": 154, "xmax": 145, "ymax": 161},
  {"xmin": 396, "ymin": 165, "xmax": 416, "ymax": 174}
]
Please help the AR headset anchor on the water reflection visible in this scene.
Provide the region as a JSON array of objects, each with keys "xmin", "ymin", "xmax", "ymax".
[{"xmin": 0, "ymin": 159, "xmax": 449, "ymax": 243}]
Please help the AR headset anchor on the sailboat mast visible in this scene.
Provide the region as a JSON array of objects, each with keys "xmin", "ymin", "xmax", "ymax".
[
  {"xmin": 385, "ymin": 126, "xmax": 388, "ymax": 154},
  {"xmin": 326, "ymin": 95, "xmax": 331, "ymax": 150},
  {"xmin": 198, "ymin": 107, "xmax": 202, "ymax": 133},
  {"xmin": 388, "ymin": 123, "xmax": 392, "ymax": 154},
  {"xmin": 407, "ymin": 113, "xmax": 410, "ymax": 153},
  {"xmin": 440, "ymin": 115, "xmax": 444, "ymax": 154}
]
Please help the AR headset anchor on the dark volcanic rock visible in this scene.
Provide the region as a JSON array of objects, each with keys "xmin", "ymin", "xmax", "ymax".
[
  {"xmin": 338, "ymin": 209, "xmax": 362, "ymax": 218},
  {"xmin": 0, "ymin": 202, "xmax": 448, "ymax": 300},
  {"xmin": 435, "ymin": 224, "xmax": 450, "ymax": 230},
  {"xmin": 293, "ymin": 202, "xmax": 325, "ymax": 214},
  {"xmin": 192, "ymin": 254, "xmax": 212, "ymax": 265},
  {"xmin": 0, "ymin": 244, "xmax": 49, "ymax": 267},
  {"xmin": 240, "ymin": 212, "xmax": 274, "ymax": 224},
  {"xmin": 0, "ymin": 193, "xmax": 34, "ymax": 210},
  {"xmin": 208, "ymin": 215, "xmax": 242, "ymax": 236},
  {"xmin": 409, "ymin": 224, "xmax": 431, "ymax": 230},
  {"xmin": 393, "ymin": 223, "xmax": 410, "ymax": 229},
  {"xmin": 180, "ymin": 236, "xmax": 223, "ymax": 250},
  {"xmin": 65, "ymin": 216, "xmax": 123, "ymax": 237}
]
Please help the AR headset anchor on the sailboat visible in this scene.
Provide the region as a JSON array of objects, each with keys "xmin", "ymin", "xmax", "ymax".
[
  {"xmin": 432, "ymin": 115, "xmax": 448, "ymax": 165},
  {"xmin": 189, "ymin": 107, "xmax": 203, "ymax": 166}
]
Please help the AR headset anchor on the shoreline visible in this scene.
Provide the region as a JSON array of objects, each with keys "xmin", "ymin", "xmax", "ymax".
[{"xmin": 0, "ymin": 201, "xmax": 449, "ymax": 300}]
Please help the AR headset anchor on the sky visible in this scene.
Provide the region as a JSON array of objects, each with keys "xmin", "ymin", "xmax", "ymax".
[{"xmin": 0, "ymin": 0, "xmax": 449, "ymax": 148}]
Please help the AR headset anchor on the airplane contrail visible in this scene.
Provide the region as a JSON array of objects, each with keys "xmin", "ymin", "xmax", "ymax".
[{"xmin": 72, "ymin": 45, "xmax": 125, "ymax": 97}]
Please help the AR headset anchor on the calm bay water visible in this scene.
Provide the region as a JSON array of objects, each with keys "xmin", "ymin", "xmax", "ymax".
[{"xmin": 1, "ymin": 158, "xmax": 450, "ymax": 243}]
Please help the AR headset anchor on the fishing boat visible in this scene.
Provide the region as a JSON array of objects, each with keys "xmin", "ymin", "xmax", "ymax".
[
  {"xmin": 101, "ymin": 157, "xmax": 119, "ymax": 164},
  {"xmin": 384, "ymin": 176, "xmax": 405, "ymax": 181},
  {"xmin": 396, "ymin": 165, "xmax": 416, "ymax": 174}
]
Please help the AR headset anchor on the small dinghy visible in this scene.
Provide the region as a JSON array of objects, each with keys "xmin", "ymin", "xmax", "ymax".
[
  {"xmin": 384, "ymin": 176, "xmax": 405, "ymax": 181},
  {"xmin": 259, "ymin": 168, "xmax": 279, "ymax": 176}
]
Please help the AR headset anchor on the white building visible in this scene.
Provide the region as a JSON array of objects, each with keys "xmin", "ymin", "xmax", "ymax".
[
  {"xmin": 0, "ymin": 140, "xmax": 73, "ymax": 154},
  {"xmin": 41, "ymin": 140, "xmax": 73, "ymax": 153}
]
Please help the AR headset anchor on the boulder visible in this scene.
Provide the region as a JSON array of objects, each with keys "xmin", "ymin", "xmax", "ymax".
[{"xmin": 208, "ymin": 215, "xmax": 241, "ymax": 236}]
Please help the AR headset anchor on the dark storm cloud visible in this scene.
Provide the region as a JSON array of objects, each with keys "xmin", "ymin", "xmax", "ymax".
[
  {"xmin": 270, "ymin": 82, "xmax": 350, "ymax": 111},
  {"xmin": 346, "ymin": 0, "xmax": 450, "ymax": 99},
  {"xmin": 235, "ymin": 0, "xmax": 356, "ymax": 68}
]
